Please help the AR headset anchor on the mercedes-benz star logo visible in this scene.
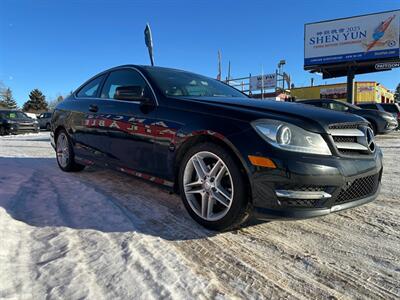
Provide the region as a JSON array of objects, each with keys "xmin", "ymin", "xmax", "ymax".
[{"xmin": 365, "ymin": 127, "xmax": 375, "ymax": 153}]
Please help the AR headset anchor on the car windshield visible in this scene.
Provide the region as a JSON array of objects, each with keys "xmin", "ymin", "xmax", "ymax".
[
  {"xmin": 1, "ymin": 111, "xmax": 28, "ymax": 119},
  {"xmin": 145, "ymin": 67, "xmax": 247, "ymax": 98}
]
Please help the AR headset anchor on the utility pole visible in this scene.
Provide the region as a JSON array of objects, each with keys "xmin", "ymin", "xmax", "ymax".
[
  {"xmin": 227, "ymin": 61, "xmax": 231, "ymax": 82},
  {"xmin": 217, "ymin": 50, "xmax": 222, "ymax": 80},
  {"xmin": 346, "ymin": 67, "xmax": 355, "ymax": 104},
  {"xmin": 261, "ymin": 65, "xmax": 264, "ymax": 100}
]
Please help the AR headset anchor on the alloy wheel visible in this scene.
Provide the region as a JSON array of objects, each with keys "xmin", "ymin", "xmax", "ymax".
[
  {"xmin": 56, "ymin": 132, "xmax": 70, "ymax": 168},
  {"xmin": 183, "ymin": 151, "xmax": 234, "ymax": 221}
]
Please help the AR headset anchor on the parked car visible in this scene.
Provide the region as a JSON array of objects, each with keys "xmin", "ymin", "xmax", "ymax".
[
  {"xmin": 0, "ymin": 109, "xmax": 40, "ymax": 135},
  {"xmin": 299, "ymin": 99, "xmax": 398, "ymax": 135},
  {"xmin": 37, "ymin": 112, "xmax": 53, "ymax": 130},
  {"xmin": 357, "ymin": 103, "xmax": 400, "ymax": 129},
  {"xmin": 51, "ymin": 65, "xmax": 382, "ymax": 230}
]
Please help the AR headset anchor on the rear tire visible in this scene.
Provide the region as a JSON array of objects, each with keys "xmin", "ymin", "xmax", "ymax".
[
  {"xmin": 46, "ymin": 123, "xmax": 51, "ymax": 131},
  {"xmin": 179, "ymin": 143, "xmax": 250, "ymax": 231},
  {"xmin": 56, "ymin": 129, "xmax": 85, "ymax": 172}
]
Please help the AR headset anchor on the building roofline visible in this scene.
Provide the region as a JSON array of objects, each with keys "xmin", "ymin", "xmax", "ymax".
[{"xmin": 291, "ymin": 81, "xmax": 387, "ymax": 90}]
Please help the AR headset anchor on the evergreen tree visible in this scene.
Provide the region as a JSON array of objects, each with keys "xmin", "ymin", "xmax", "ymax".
[
  {"xmin": 0, "ymin": 88, "xmax": 18, "ymax": 109},
  {"xmin": 23, "ymin": 89, "xmax": 48, "ymax": 112},
  {"xmin": 394, "ymin": 83, "xmax": 400, "ymax": 102}
]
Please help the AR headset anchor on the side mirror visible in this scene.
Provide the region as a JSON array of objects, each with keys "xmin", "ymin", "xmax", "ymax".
[{"xmin": 114, "ymin": 85, "xmax": 152, "ymax": 103}]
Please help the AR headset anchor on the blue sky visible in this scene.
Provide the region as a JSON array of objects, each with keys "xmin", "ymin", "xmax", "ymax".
[{"xmin": 1, "ymin": 0, "xmax": 399, "ymax": 106}]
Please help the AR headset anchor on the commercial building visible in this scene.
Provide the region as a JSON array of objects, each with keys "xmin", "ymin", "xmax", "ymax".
[{"xmin": 290, "ymin": 81, "xmax": 395, "ymax": 104}]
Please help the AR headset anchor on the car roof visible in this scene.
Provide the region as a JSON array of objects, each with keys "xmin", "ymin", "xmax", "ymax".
[{"xmin": 101, "ymin": 64, "xmax": 187, "ymax": 74}]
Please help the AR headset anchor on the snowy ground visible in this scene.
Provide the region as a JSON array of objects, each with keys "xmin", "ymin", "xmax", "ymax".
[{"xmin": 0, "ymin": 131, "xmax": 399, "ymax": 300}]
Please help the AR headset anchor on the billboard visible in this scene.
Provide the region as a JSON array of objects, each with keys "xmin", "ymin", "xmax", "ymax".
[
  {"xmin": 249, "ymin": 73, "xmax": 276, "ymax": 91},
  {"xmin": 305, "ymin": 10, "xmax": 400, "ymax": 67}
]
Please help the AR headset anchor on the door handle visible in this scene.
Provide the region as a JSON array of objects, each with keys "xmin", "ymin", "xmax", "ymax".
[{"xmin": 89, "ymin": 104, "xmax": 98, "ymax": 113}]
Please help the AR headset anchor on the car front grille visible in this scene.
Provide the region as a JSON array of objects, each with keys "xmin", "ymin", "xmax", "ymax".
[
  {"xmin": 329, "ymin": 123, "xmax": 359, "ymax": 130},
  {"xmin": 282, "ymin": 199, "xmax": 317, "ymax": 207},
  {"xmin": 332, "ymin": 136, "xmax": 357, "ymax": 143},
  {"xmin": 328, "ymin": 123, "xmax": 372, "ymax": 156},
  {"xmin": 335, "ymin": 172, "xmax": 380, "ymax": 205}
]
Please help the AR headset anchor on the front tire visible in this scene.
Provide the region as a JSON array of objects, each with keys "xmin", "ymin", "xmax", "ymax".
[
  {"xmin": 179, "ymin": 143, "xmax": 250, "ymax": 231},
  {"xmin": 56, "ymin": 129, "xmax": 85, "ymax": 172}
]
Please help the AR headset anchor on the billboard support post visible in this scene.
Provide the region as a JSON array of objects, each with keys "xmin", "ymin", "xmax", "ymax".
[{"xmin": 346, "ymin": 67, "xmax": 355, "ymax": 104}]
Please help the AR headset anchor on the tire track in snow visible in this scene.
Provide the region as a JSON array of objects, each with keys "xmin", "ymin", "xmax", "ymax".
[
  {"xmin": 70, "ymin": 173, "xmax": 234, "ymax": 298},
  {"xmin": 45, "ymin": 166, "xmax": 227, "ymax": 299},
  {"xmin": 235, "ymin": 218, "xmax": 399, "ymax": 300},
  {"xmin": 74, "ymin": 173, "xmax": 301, "ymax": 299}
]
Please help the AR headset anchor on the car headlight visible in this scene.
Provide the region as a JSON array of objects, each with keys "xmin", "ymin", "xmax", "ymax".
[
  {"xmin": 251, "ymin": 120, "xmax": 331, "ymax": 155},
  {"xmin": 6, "ymin": 120, "xmax": 16, "ymax": 124}
]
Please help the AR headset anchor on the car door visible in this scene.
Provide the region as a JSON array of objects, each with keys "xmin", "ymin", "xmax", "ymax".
[
  {"xmin": 70, "ymin": 73, "xmax": 109, "ymax": 162},
  {"xmin": 95, "ymin": 68, "xmax": 158, "ymax": 174}
]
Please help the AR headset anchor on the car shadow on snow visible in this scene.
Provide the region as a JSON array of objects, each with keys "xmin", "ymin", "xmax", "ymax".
[{"xmin": 0, "ymin": 157, "xmax": 258, "ymax": 240}]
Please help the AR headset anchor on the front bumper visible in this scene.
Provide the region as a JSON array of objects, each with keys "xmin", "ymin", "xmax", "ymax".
[
  {"xmin": 250, "ymin": 148, "xmax": 383, "ymax": 220},
  {"xmin": 254, "ymin": 185, "xmax": 380, "ymax": 219},
  {"xmin": 6, "ymin": 123, "xmax": 39, "ymax": 134}
]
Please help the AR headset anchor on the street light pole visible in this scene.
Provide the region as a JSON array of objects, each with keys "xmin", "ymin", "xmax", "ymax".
[{"xmin": 346, "ymin": 67, "xmax": 355, "ymax": 104}]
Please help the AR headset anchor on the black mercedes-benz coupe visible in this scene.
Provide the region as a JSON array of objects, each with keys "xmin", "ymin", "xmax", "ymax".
[{"xmin": 51, "ymin": 65, "xmax": 383, "ymax": 230}]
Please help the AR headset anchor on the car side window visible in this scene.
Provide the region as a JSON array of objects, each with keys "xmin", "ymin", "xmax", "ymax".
[
  {"xmin": 321, "ymin": 102, "xmax": 329, "ymax": 109},
  {"xmin": 328, "ymin": 102, "xmax": 348, "ymax": 111},
  {"xmin": 100, "ymin": 69, "xmax": 153, "ymax": 101},
  {"xmin": 76, "ymin": 75, "xmax": 105, "ymax": 98},
  {"xmin": 310, "ymin": 102, "xmax": 322, "ymax": 107}
]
